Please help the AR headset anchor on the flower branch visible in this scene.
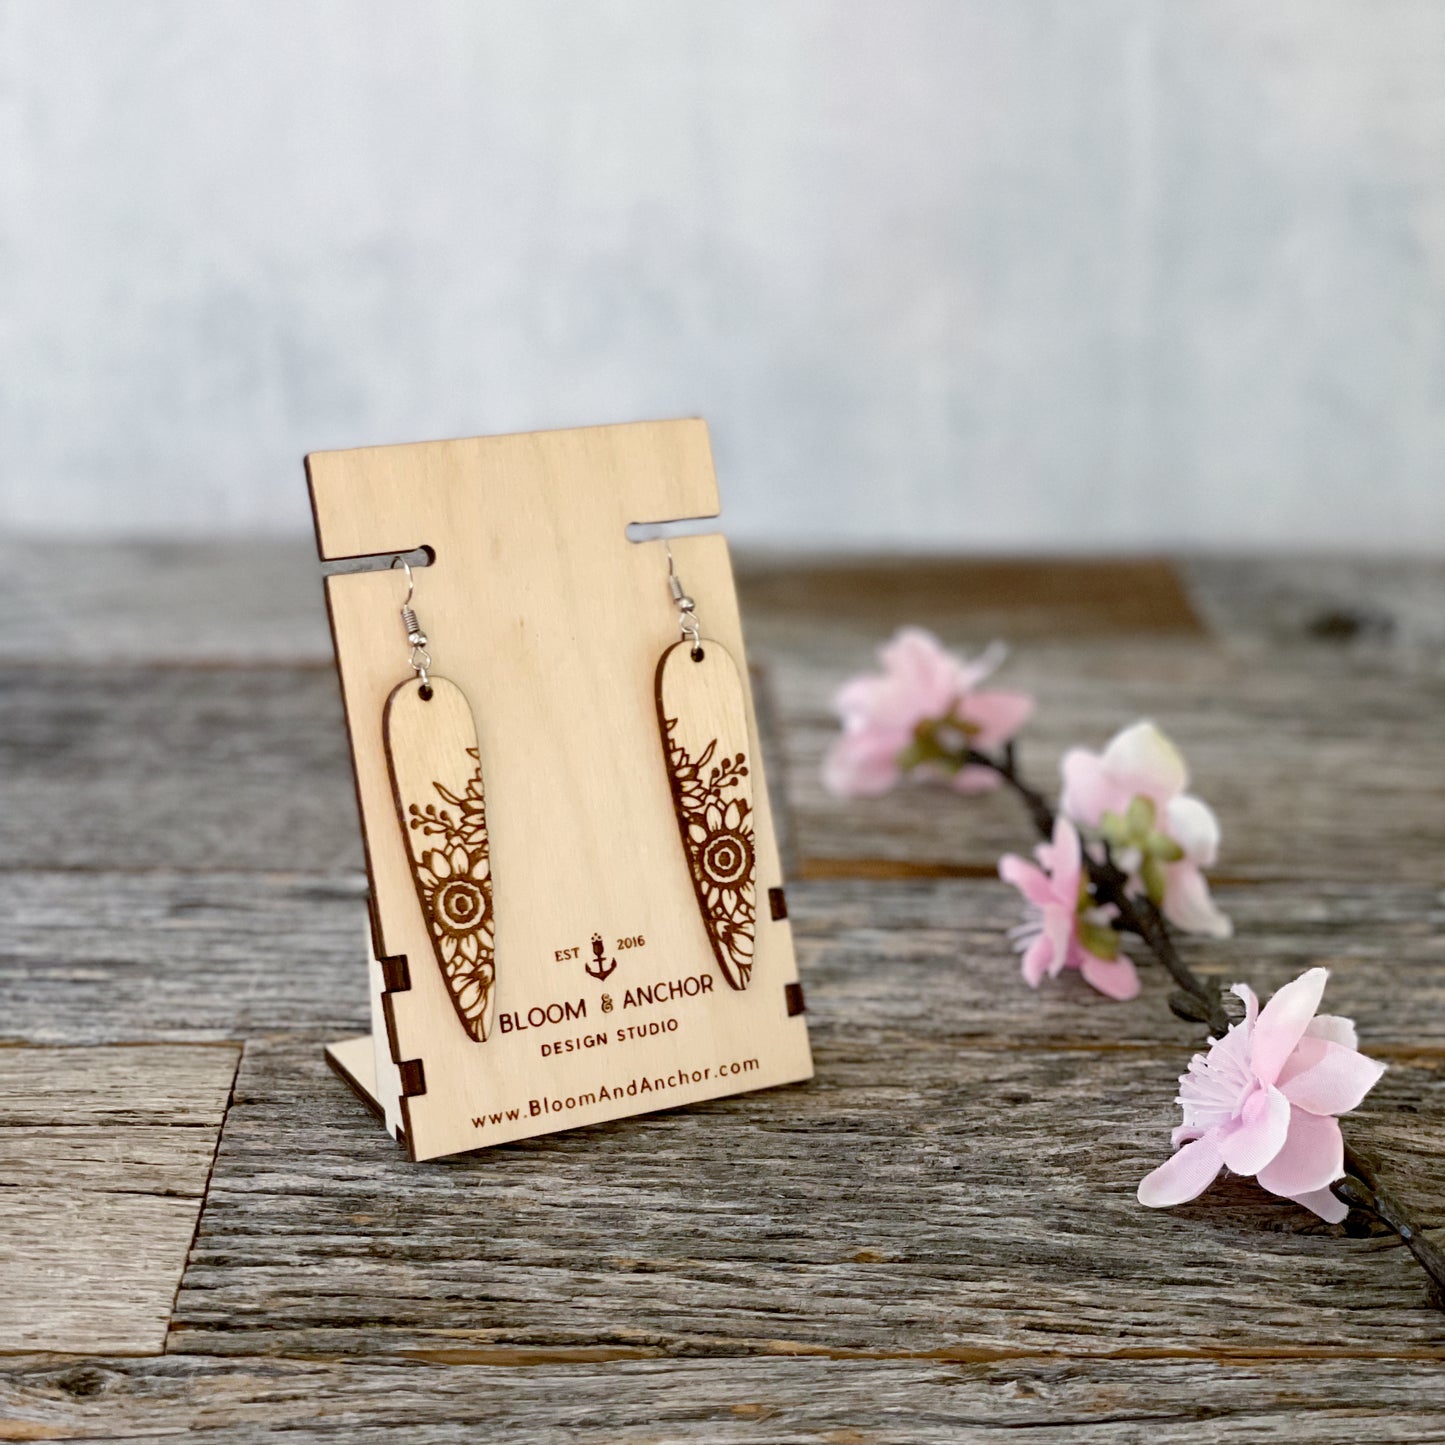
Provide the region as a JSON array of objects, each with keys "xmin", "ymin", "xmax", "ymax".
[
  {"xmin": 1336, "ymin": 1147, "xmax": 1445, "ymax": 1306},
  {"xmin": 960, "ymin": 740, "xmax": 1233, "ymax": 1036},
  {"xmin": 825, "ymin": 627, "xmax": 1443, "ymax": 1306}
]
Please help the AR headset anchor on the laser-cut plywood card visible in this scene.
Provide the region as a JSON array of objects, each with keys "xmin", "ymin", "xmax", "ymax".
[{"xmin": 307, "ymin": 419, "xmax": 813, "ymax": 1160}]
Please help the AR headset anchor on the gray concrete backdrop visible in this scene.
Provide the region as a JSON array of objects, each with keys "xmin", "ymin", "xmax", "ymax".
[{"xmin": 1, "ymin": 1, "xmax": 1442, "ymax": 549}]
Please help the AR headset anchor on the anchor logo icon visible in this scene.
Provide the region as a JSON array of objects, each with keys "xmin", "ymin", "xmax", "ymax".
[{"xmin": 585, "ymin": 933, "xmax": 617, "ymax": 982}]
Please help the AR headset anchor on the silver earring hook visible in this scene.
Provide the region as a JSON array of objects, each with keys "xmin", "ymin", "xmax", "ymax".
[
  {"xmin": 663, "ymin": 542, "xmax": 703, "ymax": 657},
  {"xmin": 391, "ymin": 555, "xmax": 430, "ymax": 689},
  {"xmin": 390, "ymin": 554, "xmax": 415, "ymax": 607}
]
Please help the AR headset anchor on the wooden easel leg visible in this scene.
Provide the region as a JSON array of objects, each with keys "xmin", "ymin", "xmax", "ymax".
[{"xmin": 324, "ymin": 1036, "xmax": 385, "ymax": 1123}]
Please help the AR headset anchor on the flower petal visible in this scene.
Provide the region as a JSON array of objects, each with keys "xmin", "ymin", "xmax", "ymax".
[
  {"xmin": 951, "ymin": 638, "xmax": 1008, "ymax": 693},
  {"xmin": 1020, "ymin": 934, "xmax": 1052, "ymax": 987},
  {"xmin": 831, "ymin": 673, "xmax": 885, "ymax": 728},
  {"xmin": 1166, "ymin": 794, "xmax": 1221, "ymax": 867},
  {"xmin": 1162, "ymin": 863, "xmax": 1232, "ymax": 939},
  {"xmin": 1285, "ymin": 1185, "xmax": 1350, "ymax": 1224},
  {"xmin": 1170, "ymin": 1122, "xmax": 1204, "ymax": 1149},
  {"xmin": 1216, "ymin": 1084, "xmax": 1291, "ymax": 1176},
  {"xmin": 1080, "ymin": 952, "xmax": 1141, "ymax": 1001},
  {"xmin": 1251, "ymin": 967, "xmax": 1329, "ymax": 1087},
  {"xmin": 880, "ymin": 628, "xmax": 963, "ymax": 720},
  {"xmin": 1256, "ymin": 1108, "xmax": 1345, "ymax": 1198},
  {"xmin": 1229, "ymin": 981, "xmax": 1260, "ymax": 1028},
  {"xmin": 822, "ymin": 734, "xmax": 904, "ymax": 798},
  {"xmin": 1305, "ymin": 1014, "xmax": 1358, "ymax": 1050},
  {"xmin": 999, "ymin": 855, "xmax": 1055, "ymax": 907},
  {"xmin": 1041, "ymin": 906, "xmax": 1074, "ymax": 977},
  {"xmin": 1041, "ymin": 816, "xmax": 1082, "ymax": 885},
  {"xmin": 1277, "ymin": 1036, "xmax": 1386, "ymax": 1116},
  {"xmin": 951, "ymin": 764, "xmax": 1004, "ymax": 795},
  {"xmin": 1103, "ymin": 720, "xmax": 1188, "ymax": 800},
  {"xmin": 963, "ymin": 689, "xmax": 1035, "ymax": 750},
  {"xmin": 1059, "ymin": 748, "xmax": 1119, "ymax": 828},
  {"xmin": 1138, "ymin": 1134, "xmax": 1225, "ymax": 1207}
]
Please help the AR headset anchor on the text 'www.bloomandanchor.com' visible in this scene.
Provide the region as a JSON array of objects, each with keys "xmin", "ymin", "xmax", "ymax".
[{"xmin": 471, "ymin": 1058, "xmax": 761, "ymax": 1130}]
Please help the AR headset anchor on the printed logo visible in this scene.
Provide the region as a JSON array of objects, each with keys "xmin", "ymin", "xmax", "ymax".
[{"xmin": 585, "ymin": 932, "xmax": 618, "ymax": 982}]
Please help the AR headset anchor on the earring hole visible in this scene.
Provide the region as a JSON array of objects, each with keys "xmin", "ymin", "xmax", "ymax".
[
  {"xmin": 419, "ymin": 683, "xmax": 434, "ymax": 701},
  {"xmin": 690, "ymin": 646, "xmax": 705, "ymax": 662},
  {"xmin": 317, "ymin": 543, "xmax": 433, "ymax": 579}
]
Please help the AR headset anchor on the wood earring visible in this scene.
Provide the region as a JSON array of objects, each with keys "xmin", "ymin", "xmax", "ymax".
[
  {"xmin": 382, "ymin": 558, "xmax": 497, "ymax": 1041},
  {"xmin": 655, "ymin": 549, "xmax": 757, "ymax": 990}
]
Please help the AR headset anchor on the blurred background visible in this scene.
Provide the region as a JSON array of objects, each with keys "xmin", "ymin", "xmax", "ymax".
[{"xmin": 2, "ymin": 0, "xmax": 1442, "ymax": 552}]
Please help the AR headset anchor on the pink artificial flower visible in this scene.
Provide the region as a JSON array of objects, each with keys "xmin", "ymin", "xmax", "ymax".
[
  {"xmin": 823, "ymin": 629, "xmax": 1034, "ymax": 798},
  {"xmin": 1138, "ymin": 967, "xmax": 1385, "ymax": 1222},
  {"xmin": 1060, "ymin": 720, "xmax": 1231, "ymax": 939},
  {"xmin": 999, "ymin": 816, "xmax": 1140, "ymax": 1000}
]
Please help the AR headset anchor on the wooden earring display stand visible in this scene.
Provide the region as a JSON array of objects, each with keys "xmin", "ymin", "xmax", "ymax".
[{"xmin": 307, "ymin": 419, "xmax": 813, "ymax": 1161}]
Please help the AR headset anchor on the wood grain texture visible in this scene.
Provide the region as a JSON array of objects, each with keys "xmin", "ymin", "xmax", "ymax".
[
  {"xmin": 5, "ymin": 873, "xmax": 1443, "ymax": 1051},
  {"xmin": 8, "ymin": 640, "xmax": 1440, "ymax": 882},
  {"xmin": 737, "ymin": 554, "xmax": 1206, "ymax": 649},
  {"xmin": 0, "ymin": 539, "xmax": 333, "ymax": 666},
  {"xmin": 0, "ymin": 1046, "xmax": 239, "ymax": 1356},
  {"xmin": 1, "ymin": 548, "xmax": 1443, "ymax": 1436},
  {"xmin": 3, "ymin": 540, "xmax": 1440, "ymax": 669},
  {"xmin": 0, "ymin": 871, "xmax": 370, "ymax": 1045},
  {"xmin": 1181, "ymin": 554, "xmax": 1445, "ymax": 668},
  {"xmin": 789, "ymin": 876, "xmax": 1445, "ymax": 1053},
  {"xmin": 0, "ymin": 1046, "xmax": 238, "ymax": 1126},
  {"xmin": 0, "ymin": 664, "xmax": 359, "ymax": 872},
  {"xmin": 778, "ymin": 640, "xmax": 1445, "ymax": 882},
  {"xmin": 0, "ymin": 542, "xmax": 1207, "ymax": 687},
  {"xmin": 6, "ymin": 1355, "xmax": 1445, "ymax": 1443},
  {"xmin": 169, "ymin": 1034, "xmax": 1444, "ymax": 1359}
]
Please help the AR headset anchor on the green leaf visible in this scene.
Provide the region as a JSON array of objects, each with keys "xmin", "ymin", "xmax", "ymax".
[
  {"xmin": 1141, "ymin": 855, "xmax": 1168, "ymax": 906},
  {"xmin": 894, "ymin": 740, "xmax": 928, "ymax": 773},
  {"xmin": 1100, "ymin": 810, "xmax": 1132, "ymax": 847},
  {"xmin": 1078, "ymin": 918, "xmax": 1121, "ymax": 961},
  {"xmin": 945, "ymin": 710, "xmax": 982, "ymax": 740},
  {"xmin": 1126, "ymin": 795, "xmax": 1156, "ymax": 835},
  {"xmin": 1147, "ymin": 831, "xmax": 1185, "ymax": 863}
]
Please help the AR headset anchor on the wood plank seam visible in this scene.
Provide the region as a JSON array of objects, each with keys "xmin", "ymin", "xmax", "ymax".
[
  {"xmin": 391, "ymin": 1343, "xmax": 1445, "ymax": 1365},
  {"xmin": 161, "ymin": 1047, "xmax": 241, "ymax": 1356}
]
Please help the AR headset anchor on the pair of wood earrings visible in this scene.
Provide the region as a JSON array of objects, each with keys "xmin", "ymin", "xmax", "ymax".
[{"xmin": 382, "ymin": 551, "xmax": 757, "ymax": 1045}]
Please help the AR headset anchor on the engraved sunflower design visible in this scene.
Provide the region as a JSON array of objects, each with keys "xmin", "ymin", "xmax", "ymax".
[
  {"xmin": 406, "ymin": 758, "xmax": 496, "ymax": 1040},
  {"xmin": 662, "ymin": 719, "xmax": 756, "ymax": 989},
  {"xmin": 690, "ymin": 796, "xmax": 755, "ymax": 917}
]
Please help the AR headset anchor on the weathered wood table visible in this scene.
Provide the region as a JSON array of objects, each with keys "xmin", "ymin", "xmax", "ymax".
[{"xmin": 2, "ymin": 544, "xmax": 1442, "ymax": 1441}]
